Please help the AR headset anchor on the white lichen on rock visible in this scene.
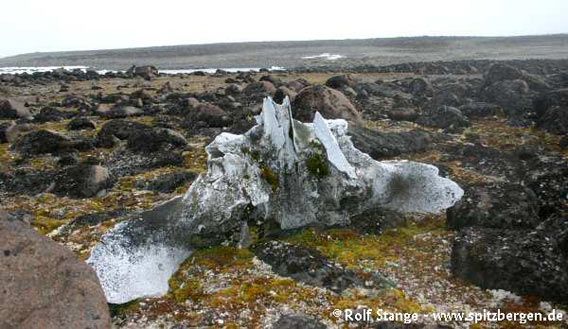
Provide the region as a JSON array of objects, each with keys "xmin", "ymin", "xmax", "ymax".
[{"xmin": 88, "ymin": 97, "xmax": 463, "ymax": 304}]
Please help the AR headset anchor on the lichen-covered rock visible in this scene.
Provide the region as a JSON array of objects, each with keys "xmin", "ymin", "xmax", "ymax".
[
  {"xmin": 254, "ymin": 241, "xmax": 366, "ymax": 292},
  {"xmin": 348, "ymin": 125, "xmax": 432, "ymax": 159},
  {"xmin": 452, "ymin": 217, "xmax": 568, "ymax": 303},
  {"xmin": 96, "ymin": 119, "xmax": 150, "ymax": 148},
  {"xmin": 243, "ymin": 81, "xmax": 277, "ymax": 97},
  {"xmin": 53, "ymin": 164, "xmax": 113, "ymax": 198},
  {"xmin": 416, "ymin": 105, "xmax": 470, "ymax": 130},
  {"xmin": 459, "ymin": 102, "xmax": 502, "ymax": 118},
  {"xmin": 292, "ymin": 85, "xmax": 361, "ymax": 122},
  {"xmin": 135, "ymin": 170, "xmax": 197, "ymax": 193},
  {"xmin": 0, "ymin": 98, "xmax": 32, "ymax": 119},
  {"xmin": 67, "ymin": 117, "xmax": 96, "ymax": 130},
  {"xmin": 447, "ymin": 183, "xmax": 541, "ymax": 230},
  {"xmin": 537, "ymin": 106, "xmax": 568, "ymax": 135},
  {"xmin": 0, "ymin": 121, "xmax": 15, "ymax": 143},
  {"xmin": 271, "ymin": 314, "xmax": 327, "ymax": 329},
  {"xmin": 13, "ymin": 129, "xmax": 94, "ymax": 155},
  {"xmin": 0, "ymin": 219, "xmax": 111, "ymax": 329},
  {"xmin": 88, "ymin": 97, "xmax": 463, "ymax": 303}
]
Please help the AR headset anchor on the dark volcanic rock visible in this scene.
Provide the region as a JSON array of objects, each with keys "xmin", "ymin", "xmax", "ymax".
[
  {"xmin": 126, "ymin": 127, "xmax": 188, "ymax": 153},
  {"xmin": 259, "ymin": 75, "xmax": 283, "ymax": 87},
  {"xmin": 135, "ymin": 171, "xmax": 197, "ymax": 193},
  {"xmin": 273, "ymin": 86, "xmax": 298, "ymax": 104},
  {"xmin": 272, "ymin": 314, "xmax": 326, "ymax": 329},
  {"xmin": 560, "ymin": 135, "xmax": 568, "ymax": 149},
  {"xmin": 0, "ymin": 219, "xmax": 111, "ymax": 329},
  {"xmin": 13, "ymin": 130, "xmax": 93, "ymax": 155},
  {"xmin": 325, "ymin": 74, "xmax": 357, "ymax": 89},
  {"xmin": 52, "ymin": 164, "xmax": 113, "ymax": 198},
  {"xmin": 97, "ymin": 105, "xmax": 144, "ymax": 119},
  {"xmin": 537, "ymin": 106, "xmax": 568, "ymax": 135},
  {"xmin": 533, "ymin": 88, "xmax": 568, "ymax": 118},
  {"xmin": 243, "ymin": 81, "xmax": 277, "ymax": 97},
  {"xmin": 459, "ymin": 102, "xmax": 502, "ymax": 118},
  {"xmin": 481, "ymin": 79, "xmax": 533, "ymax": 123},
  {"xmin": 0, "ymin": 121, "xmax": 15, "ymax": 143},
  {"xmin": 106, "ymin": 149, "xmax": 185, "ymax": 177},
  {"xmin": 292, "ymin": 85, "xmax": 361, "ymax": 122},
  {"xmin": 127, "ymin": 65, "xmax": 159, "ymax": 80},
  {"xmin": 348, "ymin": 125, "xmax": 432, "ymax": 159},
  {"xmin": 408, "ymin": 77, "xmax": 434, "ymax": 97},
  {"xmin": 452, "ymin": 219, "xmax": 568, "ymax": 303},
  {"xmin": 96, "ymin": 119, "xmax": 149, "ymax": 148},
  {"xmin": 67, "ymin": 117, "xmax": 96, "ymax": 130},
  {"xmin": 1, "ymin": 170, "xmax": 56, "ymax": 195},
  {"xmin": 484, "ymin": 63, "xmax": 550, "ymax": 92},
  {"xmin": 67, "ymin": 209, "xmax": 128, "ymax": 228},
  {"xmin": 33, "ymin": 106, "xmax": 73, "ymax": 123},
  {"xmin": 254, "ymin": 240, "xmax": 364, "ymax": 293},
  {"xmin": 188, "ymin": 103, "xmax": 230, "ymax": 128},
  {"xmin": 447, "ymin": 183, "xmax": 541, "ymax": 230},
  {"xmin": 416, "ymin": 105, "xmax": 470, "ymax": 130},
  {"xmin": 0, "ymin": 98, "xmax": 32, "ymax": 119}
]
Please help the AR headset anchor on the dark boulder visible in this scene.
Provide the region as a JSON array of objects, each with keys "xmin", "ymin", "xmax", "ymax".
[
  {"xmin": 243, "ymin": 81, "xmax": 277, "ymax": 97},
  {"xmin": 537, "ymin": 106, "xmax": 568, "ymax": 135},
  {"xmin": 452, "ymin": 219, "xmax": 568, "ymax": 303},
  {"xmin": 560, "ymin": 135, "xmax": 568, "ymax": 149},
  {"xmin": 484, "ymin": 63, "xmax": 550, "ymax": 92},
  {"xmin": 481, "ymin": 79, "xmax": 534, "ymax": 123},
  {"xmin": 447, "ymin": 183, "xmax": 541, "ymax": 230},
  {"xmin": 67, "ymin": 117, "xmax": 96, "ymax": 130},
  {"xmin": 0, "ymin": 219, "xmax": 111, "ymax": 329},
  {"xmin": 135, "ymin": 170, "xmax": 197, "ymax": 193},
  {"xmin": 105, "ymin": 150, "xmax": 185, "ymax": 178},
  {"xmin": 259, "ymin": 75, "xmax": 283, "ymax": 87},
  {"xmin": 387, "ymin": 107, "xmax": 419, "ymax": 122},
  {"xmin": 272, "ymin": 314, "xmax": 326, "ymax": 329},
  {"xmin": 126, "ymin": 127, "xmax": 188, "ymax": 153},
  {"xmin": 0, "ymin": 98, "xmax": 32, "ymax": 119},
  {"xmin": 286, "ymin": 79, "xmax": 310, "ymax": 92},
  {"xmin": 33, "ymin": 107, "xmax": 73, "ymax": 123},
  {"xmin": 533, "ymin": 88, "xmax": 568, "ymax": 118},
  {"xmin": 96, "ymin": 104, "xmax": 143, "ymax": 119},
  {"xmin": 273, "ymin": 86, "xmax": 298, "ymax": 104},
  {"xmin": 1, "ymin": 169, "xmax": 56, "ymax": 195},
  {"xmin": 187, "ymin": 103, "xmax": 230, "ymax": 128},
  {"xmin": 459, "ymin": 102, "xmax": 502, "ymax": 118},
  {"xmin": 292, "ymin": 85, "xmax": 361, "ymax": 122},
  {"xmin": 0, "ymin": 121, "xmax": 15, "ymax": 143},
  {"xmin": 13, "ymin": 130, "xmax": 93, "ymax": 155},
  {"xmin": 61, "ymin": 209, "xmax": 129, "ymax": 236},
  {"xmin": 348, "ymin": 126, "xmax": 432, "ymax": 159},
  {"xmin": 408, "ymin": 77, "xmax": 434, "ymax": 97},
  {"xmin": 52, "ymin": 164, "xmax": 113, "ymax": 198},
  {"xmin": 96, "ymin": 119, "xmax": 149, "ymax": 148},
  {"xmin": 127, "ymin": 65, "xmax": 159, "ymax": 80},
  {"xmin": 416, "ymin": 106, "xmax": 470, "ymax": 130},
  {"xmin": 254, "ymin": 241, "xmax": 365, "ymax": 293},
  {"xmin": 484, "ymin": 63, "xmax": 525, "ymax": 85},
  {"xmin": 325, "ymin": 74, "xmax": 357, "ymax": 89}
]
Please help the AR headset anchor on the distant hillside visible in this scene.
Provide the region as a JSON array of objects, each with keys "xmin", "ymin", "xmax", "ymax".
[{"xmin": 1, "ymin": 34, "xmax": 567, "ymax": 70}]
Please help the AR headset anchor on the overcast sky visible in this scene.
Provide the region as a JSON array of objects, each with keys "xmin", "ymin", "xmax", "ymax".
[{"xmin": 1, "ymin": 0, "xmax": 567, "ymax": 58}]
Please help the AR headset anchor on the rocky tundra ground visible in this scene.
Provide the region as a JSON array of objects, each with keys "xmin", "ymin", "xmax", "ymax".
[{"xmin": 0, "ymin": 60, "xmax": 567, "ymax": 328}]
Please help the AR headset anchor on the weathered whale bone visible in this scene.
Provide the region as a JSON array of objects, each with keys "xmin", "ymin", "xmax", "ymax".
[{"xmin": 88, "ymin": 97, "xmax": 464, "ymax": 304}]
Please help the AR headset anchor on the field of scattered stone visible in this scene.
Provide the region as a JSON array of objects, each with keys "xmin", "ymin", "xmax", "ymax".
[{"xmin": 1, "ymin": 60, "xmax": 567, "ymax": 328}]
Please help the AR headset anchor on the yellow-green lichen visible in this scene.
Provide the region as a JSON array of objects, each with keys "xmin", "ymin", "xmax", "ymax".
[
  {"xmin": 306, "ymin": 153, "xmax": 330, "ymax": 178},
  {"xmin": 260, "ymin": 165, "xmax": 279, "ymax": 191}
]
